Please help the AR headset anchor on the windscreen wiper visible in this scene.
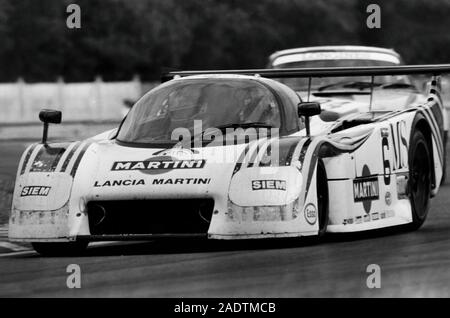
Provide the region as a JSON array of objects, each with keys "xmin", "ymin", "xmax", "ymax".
[{"xmin": 215, "ymin": 122, "xmax": 273, "ymax": 130}]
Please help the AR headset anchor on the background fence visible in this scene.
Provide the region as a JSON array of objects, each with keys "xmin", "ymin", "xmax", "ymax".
[
  {"xmin": 0, "ymin": 77, "xmax": 154, "ymax": 123},
  {"xmin": 1, "ymin": 76, "xmax": 449, "ymax": 126}
]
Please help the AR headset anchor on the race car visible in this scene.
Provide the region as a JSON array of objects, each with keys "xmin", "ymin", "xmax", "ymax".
[{"xmin": 8, "ymin": 64, "xmax": 450, "ymax": 256}]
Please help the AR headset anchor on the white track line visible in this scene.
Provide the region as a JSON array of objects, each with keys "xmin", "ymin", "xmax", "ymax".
[
  {"xmin": 0, "ymin": 241, "xmax": 124, "ymax": 257},
  {"xmin": 0, "ymin": 242, "xmax": 29, "ymax": 251},
  {"xmin": 0, "ymin": 250, "xmax": 35, "ymax": 258},
  {"xmin": 89, "ymin": 241, "xmax": 120, "ymax": 247}
]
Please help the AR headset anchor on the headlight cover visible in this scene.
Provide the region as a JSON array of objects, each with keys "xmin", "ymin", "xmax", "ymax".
[{"xmin": 226, "ymin": 198, "xmax": 300, "ymax": 222}]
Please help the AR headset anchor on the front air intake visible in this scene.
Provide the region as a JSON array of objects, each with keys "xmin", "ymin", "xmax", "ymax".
[{"xmin": 87, "ymin": 199, "xmax": 214, "ymax": 236}]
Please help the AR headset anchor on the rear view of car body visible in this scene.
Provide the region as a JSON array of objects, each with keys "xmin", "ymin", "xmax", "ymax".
[{"xmin": 268, "ymin": 45, "xmax": 403, "ymax": 68}]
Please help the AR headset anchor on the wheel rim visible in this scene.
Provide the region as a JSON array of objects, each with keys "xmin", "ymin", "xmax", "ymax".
[{"xmin": 410, "ymin": 141, "xmax": 430, "ymax": 220}]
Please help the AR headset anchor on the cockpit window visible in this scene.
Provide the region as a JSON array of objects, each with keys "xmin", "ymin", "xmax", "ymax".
[{"xmin": 117, "ymin": 78, "xmax": 281, "ymax": 143}]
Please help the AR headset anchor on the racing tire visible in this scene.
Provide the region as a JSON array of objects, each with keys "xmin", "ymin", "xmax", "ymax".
[
  {"xmin": 316, "ymin": 159, "xmax": 329, "ymax": 237},
  {"xmin": 32, "ymin": 241, "xmax": 88, "ymax": 257},
  {"xmin": 441, "ymin": 131, "xmax": 447, "ymax": 185},
  {"xmin": 407, "ymin": 130, "xmax": 432, "ymax": 230}
]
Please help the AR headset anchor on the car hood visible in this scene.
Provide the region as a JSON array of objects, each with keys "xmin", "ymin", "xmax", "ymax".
[{"xmin": 73, "ymin": 140, "xmax": 248, "ymax": 201}]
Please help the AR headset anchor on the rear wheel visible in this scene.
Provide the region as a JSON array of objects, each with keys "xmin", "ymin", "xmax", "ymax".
[
  {"xmin": 32, "ymin": 241, "xmax": 88, "ymax": 256},
  {"xmin": 441, "ymin": 131, "xmax": 447, "ymax": 185},
  {"xmin": 408, "ymin": 130, "xmax": 432, "ymax": 230},
  {"xmin": 316, "ymin": 159, "xmax": 329, "ymax": 237}
]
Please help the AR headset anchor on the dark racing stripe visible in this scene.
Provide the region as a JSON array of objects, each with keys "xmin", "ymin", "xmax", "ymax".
[
  {"xmin": 232, "ymin": 144, "xmax": 251, "ymax": 175},
  {"xmin": 303, "ymin": 144, "xmax": 319, "ymax": 200},
  {"xmin": 70, "ymin": 141, "xmax": 93, "ymax": 177},
  {"xmin": 390, "ymin": 123, "xmax": 398, "ymax": 166},
  {"xmin": 421, "ymin": 102, "xmax": 442, "ymax": 141},
  {"xmin": 418, "ymin": 106, "xmax": 444, "ymax": 160},
  {"xmin": 298, "ymin": 139, "xmax": 312, "ymax": 172},
  {"xmin": 247, "ymin": 139, "xmax": 268, "ymax": 167},
  {"xmin": 60, "ymin": 142, "xmax": 82, "ymax": 172},
  {"xmin": 426, "ymin": 103, "xmax": 445, "ymax": 159},
  {"xmin": 282, "ymin": 138, "xmax": 302, "ymax": 167},
  {"xmin": 20, "ymin": 144, "xmax": 39, "ymax": 175},
  {"xmin": 429, "ymin": 101, "xmax": 444, "ymax": 134},
  {"xmin": 302, "ymin": 138, "xmax": 358, "ymax": 201}
]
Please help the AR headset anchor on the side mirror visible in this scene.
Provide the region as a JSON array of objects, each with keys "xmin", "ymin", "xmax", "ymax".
[
  {"xmin": 298, "ymin": 102, "xmax": 321, "ymax": 136},
  {"xmin": 39, "ymin": 109, "xmax": 62, "ymax": 124},
  {"xmin": 39, "ymin": 109, "xmax": 62, "ymax": 144}
]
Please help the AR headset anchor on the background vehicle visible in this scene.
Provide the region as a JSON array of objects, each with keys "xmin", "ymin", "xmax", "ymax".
[{"xmin": 268, "ymin": 46, "xmax": 411, "ymax": 91}]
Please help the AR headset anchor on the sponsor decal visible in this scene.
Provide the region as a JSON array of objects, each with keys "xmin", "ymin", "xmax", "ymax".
[
  {"xmin": 152, "ymin": 147, "xmax": 199, "ymax": 157},
  {"xmin": 94, "ymin": 179, "xmax": 145, "ymax": 187},
  {"xmin": 304, "ymin": 203, "xmax": 317, "ymax": 225},
  {"xmin": 353, "ymin": 177, "xmax": 379, "ymax": 202},
  {"xmin": 152, "ymin": 178, "xmax": 211, "ymax": 185},
  {"xmin": 390, "ymin": 120, "xmax": 409, "ymax": 171},
  {"xmin": 111, "ymin": 156, "xmax": 206, "ymax": 175},
  {"xmin": 353, "ymin": 165, "xmax": 379, "ymax": 214},
  {"xmin": 30, "ymin": 146, "xmax": 66, "ymax": 172},
  {"xmin": 343, "ymin": 210, "xmax": 395, "ymax": 225},
  {"xmin": 382, "ymin": 120, "xmax": 409, "ymax": 185},
  {"xmin": 381, "ymin": 129, "xmax": 391, "ymax": 185},
  {"xmin": 385, "ymin": 191, "xmax": 392, "ymax": 205},
  {"xmin": 251, "ymin": 180, "xmax": 287, "ymax": 191},
  {"xmin": 21, "ymin": 186, "xmax": 51, "ymax": 197}
]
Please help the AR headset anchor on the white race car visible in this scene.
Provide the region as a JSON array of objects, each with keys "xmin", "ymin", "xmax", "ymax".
[{"xmin": 8, "ymin": 64, "xmax": 450, "ymax": 256}]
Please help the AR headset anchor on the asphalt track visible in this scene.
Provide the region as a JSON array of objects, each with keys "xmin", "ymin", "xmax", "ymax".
[{"xmin": 0, "ymin": 141, "xmax": 449, "ymax": 297}]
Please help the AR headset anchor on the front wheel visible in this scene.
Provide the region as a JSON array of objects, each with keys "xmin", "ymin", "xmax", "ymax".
[
  {"xmin": 408, "ymin": 130, "xmax": 432, "ymax": 230},
  {"xmin": 32, "ymin": 241, "xmax": 88, "ymax": 256}
]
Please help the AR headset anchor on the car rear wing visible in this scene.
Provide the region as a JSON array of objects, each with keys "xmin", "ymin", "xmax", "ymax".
[
  {"xmin": 162, "ymin": 64, "xmax": 450, "ymax": 82},
  {"xmin": 161, "ymin": 64, "xmax": 450, "ymax": 109}
]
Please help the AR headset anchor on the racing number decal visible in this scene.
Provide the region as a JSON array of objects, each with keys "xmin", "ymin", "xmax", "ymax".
[
  {"xmin": 382, "ymin": 121, "xmax": 408, "ymax": 185},
  {"xmin": 392, "ymin": 121, "xmax": 409, "ymax": 171}
]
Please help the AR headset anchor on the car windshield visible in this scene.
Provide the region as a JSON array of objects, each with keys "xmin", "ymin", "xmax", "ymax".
[
  {"xmin": 272, "ymin": 59, "xmax": 410, "ymax": 91},
  {"xmin": 117, "ymin": 78, "xmax": 281, "ymax": 143}
]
